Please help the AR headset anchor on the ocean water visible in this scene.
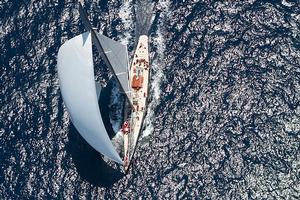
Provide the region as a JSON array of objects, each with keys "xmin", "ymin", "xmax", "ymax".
[{"xmin": 1, "ymin": 0, "xmax": 300, "ymax": 199}]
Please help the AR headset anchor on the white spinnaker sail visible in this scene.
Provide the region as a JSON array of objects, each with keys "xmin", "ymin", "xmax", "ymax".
[
  {"xmin": 94, "ymin": 32, "xmax": 131, "ymax": 100},
  {"xmin": 57, "ymin": 32, "xmax": 123, "ymax": 164}
]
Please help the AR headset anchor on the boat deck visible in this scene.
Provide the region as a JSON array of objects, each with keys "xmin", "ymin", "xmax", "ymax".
[{"xmin": 123, "ymin": 35, "xmax": 149, "ymax": 171}]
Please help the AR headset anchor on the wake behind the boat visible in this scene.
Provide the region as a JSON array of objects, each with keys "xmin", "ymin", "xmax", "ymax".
[
  {"xmin": 118, "ymin": 0, "xmax": 134, "ymax": 45},
  {"xmin": 141, "ymin": 0, "xmax": 170, "ymax": 138}
]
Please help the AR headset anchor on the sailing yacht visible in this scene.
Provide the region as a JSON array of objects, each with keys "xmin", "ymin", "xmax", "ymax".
[{"xmin": 57, "ymin": 1, "xmax": 150, "ymax": 172}]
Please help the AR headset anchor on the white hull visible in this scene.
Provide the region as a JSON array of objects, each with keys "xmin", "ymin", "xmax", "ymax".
[{"xmin": 123, "ymin": 35, "xmax": 149, "ymax": 171}]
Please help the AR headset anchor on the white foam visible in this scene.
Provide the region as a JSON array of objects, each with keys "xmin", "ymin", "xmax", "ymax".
[
  {"xmin": 141, "ymin": 0, "xmax": 171, "ymax": 138},
  {"xmin": 112, "ymin": 130, "xmax": 124, "ymax": 152},
  {"xmin": 142, "ymin": 59, "xmax": 164, "ymax": 138},
  {"xmin": 281, "ymin": 0, "xmax": 294, "ymax": 7},
  {"xmin": 118, "ymin": 0, "xmax": 134, "ymax": 45},
  {"xmin": 157, "ymin": 0, "xmax": 170, "ymax": 13}
]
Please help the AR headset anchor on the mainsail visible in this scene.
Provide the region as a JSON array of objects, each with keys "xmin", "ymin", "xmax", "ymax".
[
  {"xmin": 78, "ymin": 1, "xmax": 131, "ymax": 102},
  {"xmin": 94, "ymin": 33, "xmax": 131, "ymax": 101},
  {"xmin": 57, "ymin": 32, "xmax": 123, "ymax": 164}
]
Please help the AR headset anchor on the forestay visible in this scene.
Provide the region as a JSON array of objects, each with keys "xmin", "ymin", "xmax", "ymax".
[{"xmin": 57, "ymin": 32, "xmax": 123, "ymax": 164}]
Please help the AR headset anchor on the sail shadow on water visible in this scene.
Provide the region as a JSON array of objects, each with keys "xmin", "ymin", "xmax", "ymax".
[
  {"xmin": 64, "ymin": 75, "xmax": 125, "ymax": 187},
  {"xmin": 65, "ymin": 123, "xmax": 124, "ymax": 187},
  {"xmin": 63, "ymin": 67, "xmax": 125, "ymax": 186}
]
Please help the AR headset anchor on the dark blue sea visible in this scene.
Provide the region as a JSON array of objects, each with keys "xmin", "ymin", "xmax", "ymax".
[{"xmin": 1, "ymin": 0, "xmax": 300, "ymax": 199}]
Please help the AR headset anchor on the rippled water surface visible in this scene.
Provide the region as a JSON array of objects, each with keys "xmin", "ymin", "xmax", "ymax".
[{"xmin": 1, "ymin": 0, "xmax": 300, "ymax": 199}]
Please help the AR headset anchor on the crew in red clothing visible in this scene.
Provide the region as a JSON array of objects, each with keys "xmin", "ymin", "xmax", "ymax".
[
  {"xmin": 124, "ymin": 155, "xmax": 129, "ymax": 166},
  {"xmin": 122, "ymin": 121, "xmax": 130, "ymax": 134}
]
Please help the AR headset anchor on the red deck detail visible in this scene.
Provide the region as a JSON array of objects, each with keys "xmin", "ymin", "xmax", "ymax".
[{"xmin": 131, "ymin": 75, "xmax": 144, "ymax": 89}]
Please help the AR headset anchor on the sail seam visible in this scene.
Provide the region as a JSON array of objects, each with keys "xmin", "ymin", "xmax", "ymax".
[{"xmin": 116, "ymin": 72, "xmax": 127, "ymax": 75}]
